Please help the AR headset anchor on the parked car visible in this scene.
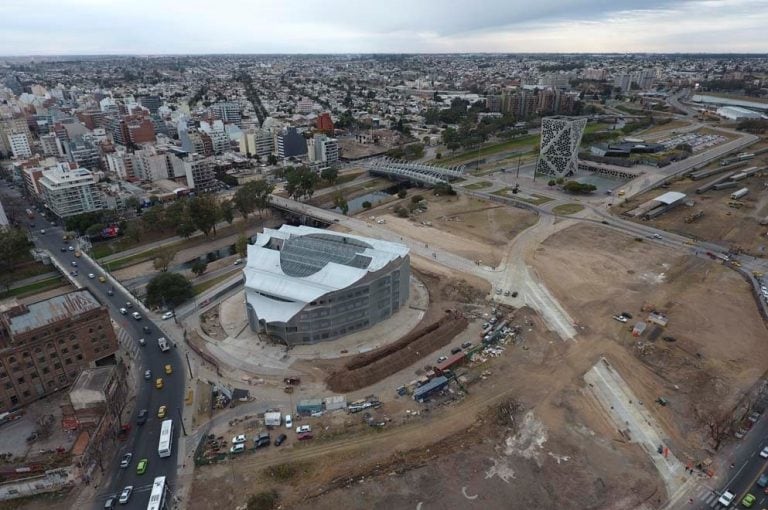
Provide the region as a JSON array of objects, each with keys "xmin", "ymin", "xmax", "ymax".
[
  {"xmin": 161, "ymin": 311, "xmax": 174, "ymax": 320},
  {"xmin": 136, "ymin": 409, "xmax": 148, "ymax": 425},
  {"xmin": 437, "ymin": 356, "xmax": 448, "ymax": 363},
  {"xmin": 232, "ymin": 434, "xmax": 247, "ymax": 445},
  {"xmin": 285, "ymin": 414, "xmax": 293, "ymax": 428},
  {"xmin": 757, "ymin": 473, "xmax": 768, "ymax": 488},
  {"xmin": 274, "ymin": 434, "xmax": 287, "ymax": 446},
  {"xmin": 118, "ymin": 486, "xmax": 133, "ymax": 504},
  {"xmin": 450, "ymin": 347, "xmax": 461, "ymax": 355},
  {"xmin": 136, "ymin": 458, "xmax": 147, "ymax": 475},
  {"xmin": 760, "ymin": 446, "xmax": 768, "ymax": 459},
  {"xmin": 297, "ymin": 432, "xmax": 313, "ymax": 441},
  {"xmin": 119, "ymin": 453, "xmax": 132, "ymax": 468},
  {"xmin": 461, "ymin": 342, "xmax": 473, "ymax": 349},
  {"xmin": 230, "ymin": 443, "xmax": 246, "ymax": 454},
  {"xmin": 296, "ymin": 425, "xmax": 311, "ymax": 434}
]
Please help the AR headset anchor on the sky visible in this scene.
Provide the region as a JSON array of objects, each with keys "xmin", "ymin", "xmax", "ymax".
[{"xmin": 2, "ymin": 0, "xmax": 768, "ymax": 55}]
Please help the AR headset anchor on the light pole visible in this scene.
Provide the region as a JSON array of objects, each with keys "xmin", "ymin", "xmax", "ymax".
[{"xmin": 176, "ymin": 407, "xmax": 188, "ymax": 436}]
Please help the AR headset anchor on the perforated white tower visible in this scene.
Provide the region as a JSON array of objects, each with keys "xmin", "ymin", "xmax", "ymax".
[{"xmin": 536, "ymin": 116, "xmax": 587, "ymax": 177}]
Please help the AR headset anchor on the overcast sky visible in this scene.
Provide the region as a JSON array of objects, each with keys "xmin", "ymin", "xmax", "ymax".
[{"xmin": 2, "ymin": 0, "xmax": 767, "ymax": 55}]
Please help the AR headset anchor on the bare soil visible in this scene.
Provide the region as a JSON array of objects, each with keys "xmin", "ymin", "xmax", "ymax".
[{"xmin": 361, "ymin": 192, "xmax": 538, "ymax": 267}]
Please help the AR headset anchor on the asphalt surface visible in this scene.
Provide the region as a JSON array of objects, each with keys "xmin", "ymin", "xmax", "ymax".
[
  {"xmin": 0, "ymin": 185, "xmax": 185, "ymax": 510},
  {"xmin": 688, "ymin": 415, "xmax": 768, "ymax": 510}
]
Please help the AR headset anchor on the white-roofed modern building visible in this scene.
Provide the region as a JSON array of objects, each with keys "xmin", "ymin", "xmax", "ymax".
[{"xmin": 244, "ymin": 225, "xmax": 410, "ymax": 345}]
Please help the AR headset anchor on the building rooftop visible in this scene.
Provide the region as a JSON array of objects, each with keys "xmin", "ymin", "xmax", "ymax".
[
  {"xmin": 7, "ymin": 290, "xmax": 102, "ymax": 337},
  {"xmin": 69, "ymin": 366, "xmax": 115, "ymax": 408},
  {"xmin": 654, "ymin": 191, "xmax": 686, "ymax": 205}
]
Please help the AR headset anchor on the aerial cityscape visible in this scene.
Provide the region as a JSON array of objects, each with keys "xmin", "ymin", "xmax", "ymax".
[{"xmin": 1, "ymin": 2, "xmax": 768, "ymax": 510}]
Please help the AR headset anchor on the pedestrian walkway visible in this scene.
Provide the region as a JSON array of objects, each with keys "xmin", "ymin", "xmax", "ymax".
[{"xmin": 692, "ymin": 483, "xmax": 726, "ymax": 508}]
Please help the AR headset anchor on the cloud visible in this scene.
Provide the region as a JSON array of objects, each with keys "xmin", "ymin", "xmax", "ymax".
[{"xmin": 0, "ymin": 0, "xmax": 766, "ymax": 54}]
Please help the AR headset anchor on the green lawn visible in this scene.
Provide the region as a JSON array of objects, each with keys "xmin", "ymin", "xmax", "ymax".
[
  {"xmin": 463, "ymin": 181, "xmax": 493, "ymax": 190},
  {"xmin": 552, "ymin": 203, "xmax": 585, "ymax": 215},
  {"xmin": 104, "ymin": 245, "xmax": 177, "ymax": 271},
  {"xmin": 193, "ymin": 272, "xmax": 240, "ymax": 295},
  {"xmin": 584, "ymin": 122, "xmax": 610, "ymax": 134},
  {"xmin": 1, "ymin": 276, "xmax": 65, "ymax": 299},
  {"xmin": 436, "ymin": 134, "xmax": 539, "ymax": 165}
]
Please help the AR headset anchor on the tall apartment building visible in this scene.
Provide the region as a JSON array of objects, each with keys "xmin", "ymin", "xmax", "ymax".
[
  {"xmin": 76, "ymin": 110, "xmax": 105, "ymax": 130},
  {"xmin": 297, "ymin": 97, "xmax": 315, "ymax": 115},
  {"xmin": 106, "ymin": 114, "xmax": 155, "ymax": 146},
  {"xmin": 583, "ymin": 68, "xmax": 607, "ymax": 81},
  {"xmin": 239, "ymin": 128, "xmax": 274, "ymax": 157},
  {"xmin": 0, "ymin": 290, "xmax": 119, "ymax": 413},
  {"xmin": 39, "ymin": 163, "xmax": 105, "ymax": 219},
  {"xmin": 211, "ymin": 101, "xmax": 242, "ymax": 126},
  {"xmin": 536, "ymin": 116, "xmax": 587, "ymax": 178},
  {"xmin": 275, "ymin": 127, "xmax": 308, "ymax": 159},
  {"xmin": 22, "ymin": 167, "xmax": 45, "ymax": 197},
  {"xmin": 9, "ymin": 132, "xmax": 32, "ymax": 159},
  {"xmin": 66, "ymin": 139, "xmax": 102, "ymax": 171},
  {"xmin": 39, "ymin": 133, "xmax": 63, "ymax": 157},
  {"xmin": 134, "ymin": 146, "xmax": 185, "ymax": 182},
  {"xmin": 106, "ymin": 151, "xmax": 138, "ymax": 181},
  {"xmin": 183, "ymin": 154, "xmax": 215, "ymax": 191},
  {"xmin": 315, "ymin": 112, "xmax": 334, "ymax": 134},
  {"xmin": 308, "ymin": 134, "xmax": 339, "ymax": 165},
  {"xmin": 200, "ymin": 120, "xmax": 229, "ymax": 155},
  {"xmin": 138, "ymin": 95, "xmax": 162, "ymax": 115}
]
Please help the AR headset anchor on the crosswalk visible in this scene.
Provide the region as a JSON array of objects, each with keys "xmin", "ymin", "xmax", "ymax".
[
  {"xmin": 693, "ymin": 484, "xmax": 727, "ymax": 508},
  {"xmin": 116, "ymin": 326, "xmax": 141, "ymax": 359}
]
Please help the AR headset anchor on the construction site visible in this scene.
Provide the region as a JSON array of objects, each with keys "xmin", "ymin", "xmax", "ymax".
[{"xmin": 186, "ymin": 160, "xmax": 768, "ymax": 510}]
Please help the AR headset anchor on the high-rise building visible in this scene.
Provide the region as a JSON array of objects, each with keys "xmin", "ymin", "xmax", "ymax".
[
  {"xmin": 315, "ymin": 112, "xmax": 334, "ymax": 134},
  {"xmin": 239, "ymin": 128, "xmax": 275, "ymax": 158},
  {"xmin": 211, "ymin": 102, "xmax": 242, "ymax": 126},
  {"xmin": 0, "ymin": 289, "xmax": 119, "ymax": 413},
  {"xmin": 8, "ymin": 132, "xmax": 32, "ymax": 159},
  {"xmin": 39, "ymin": 163, "xmax": 105, "ymax": 218},
  {"xmin": 297, "ymin": 97, "xmax": 315, "ymax": 115},
  {"xmin": 183, "ymin": 154, "xmax": 215, "ymax": 191},
  {"xmin": 486, "ymin": 95, "xmax": 502, "ymax": 113},
  {"xmin": 275, "ymin": 127, "xmax": 308, "ymax": 159},
  {"xmin": 138, "ymin": 95, "xmax": 162, "ymax": 115},
  {"xmin": 199, "ymin": 120, "xmax": 229, "ymax": 155},
  {"xmin": 536, "ymin": 116, "xmax": 587, "ymax": 178},
  {"xmin": 39, "ymin": 133, "xmax": 63, "ymax": 157},
  {"xmin": 308, "ymin": 134, "xmax": 339, "ymax": 165}
]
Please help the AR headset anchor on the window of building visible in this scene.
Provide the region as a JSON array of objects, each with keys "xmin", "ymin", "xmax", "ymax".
[
  {"xmin": 8, "ymin": 356, "xmax": 16, "ymax": 364},
  {"xmin": 31, "ymin": 372, "xmax": 38, "ymax": 379},
  {"xmin": 10, "ymin": 395, "xmax": 18, "ymax": 406},
  {"xmin": 61, "ymin": 348, "xmax": 69, "ymax": 354},
  {"xmin": 58, "ymin": 375, "xmax": 67, "ymax": 383},
  {"xmin": 4, "ymin": 382, "xmax": 12, "ymax": 390},
  {"xmin": 65, "ymin": 358, "xmax": 72, "ymax": 365},
  {"xmin": 72, "ymin": 344, "xmax": 80, "ymax": 351},
  {"xmin": 76, "ymin": 354, "xmax": 83, "ymax": 361},
  {"xmin": 22, "ymin": 390, "xmax": 30, "ymax": 398},
  {"xmin": 42, "ymin": 367, "xmax": 50, "ymax": 374},
  {"xmin": 16, "ymin": 377, "xmax": 24, "ymax": 384},
  {"xmin": 54, "ymin": 362, "xmax": 61, "ymax": 369}
]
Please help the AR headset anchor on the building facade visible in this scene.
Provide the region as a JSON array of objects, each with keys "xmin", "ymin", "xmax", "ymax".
[
  {"xmin": 535, "ymin": 116, "xmax": 587, "ymax": 178},
  {"xmin": 308, "ymin": 134, "xmax": 339, "ymax": 165},
  {"xmin": 244, "ymin": 225, "xmax": 410, "ymax": 345},
  {"xmin": 183, "ymin": 154, "xmax": 215, "ymax": 191},
  {"xmin": 39, "ymin": 163, "xmax": 105, "ymax": 218},
  {"xmin": 9, "ymin": 132, "xmax": 32, "ymax": 159},
  {"xmin": 0, "ymin": 290, "xmax": 119, "ymax": 413},
  {"xmin": 275, "ymin": 127, "xmax": 307, "ymax": 159}
]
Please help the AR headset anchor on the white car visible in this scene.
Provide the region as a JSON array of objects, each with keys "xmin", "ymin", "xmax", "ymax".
[
  {"xmin": 296, "ymin": 425, "xmax": 311, "ymax": 434},
  {"xmin": 88, "ymin": 273, "xmax": 95, "ymax": 279},
  {"xmin": 760, "ymin": 446, "xmax": 768, "ymax": 458},
  {"xmin": 285, "ymin": 414, "xmax": 293, "ymax": 428},
  {"xmin": 717, "ymin": 490, "xmax": 735, "ymax": 507},
  {"xmin": 68, "ymin": 246, "xmax": 74, "ymax": 251},
  {"xmin": 230, "ymin": 443, "xmax": 246, "ymax": 454},
  {"xmin": 612, "ymin": 315, "xmax": 628, "ymax": 323},
  {"xmin": 119, "ymin": 308, "xmax": 127, "ymax": 315},
  {"xmin": 132, "ymin": 312, "xmax": 141, "ymax": 320},
  {"xmin": 232, "ymin": 434, "xmax": 247, "ymax": 445},
  {"xmin": 161, "ymin": 311, "xmax": 174, "ymax": 320},
  {"xmin": 118, "ymin": 486, "xmax": 133, "ymax": 504}
]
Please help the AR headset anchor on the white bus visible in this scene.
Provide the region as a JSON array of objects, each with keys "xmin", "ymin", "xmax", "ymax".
[
  {"xmin": 146, "ymin": 476, "xmax": 170, "ymax": 510},
  {"xmin": 158, "ymin": 419, "xmax": 173, "ymax": 458},
  {"xmin": 157, "ymin": 337, "xmax": 170, "ymax": 352}
]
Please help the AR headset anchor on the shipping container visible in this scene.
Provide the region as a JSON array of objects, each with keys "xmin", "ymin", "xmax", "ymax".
[{"xmin": 731, "ymin": 187, "xmax": 749, "ymax": 200}]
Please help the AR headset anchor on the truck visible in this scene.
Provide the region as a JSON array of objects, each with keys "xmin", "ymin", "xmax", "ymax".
[
  {"xmin": 157, "ymin": 337, "xmax": 170, "ymax": 352},
  {"xmin": 731, "ymin": 187, "xmax": 749, "ymax": 200},
  {"xmin": 264, "ymin": 412, "xmax": 281, "ymax": 427}
]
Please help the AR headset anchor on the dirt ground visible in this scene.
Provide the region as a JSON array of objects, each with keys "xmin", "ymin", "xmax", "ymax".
[
  {"xmin": 529, "ymin": 223, "xmax": 768, "ymax": 460},
  {"xmin": 361, "ymin": 192, "xmax": 538, "ymax": 267}
]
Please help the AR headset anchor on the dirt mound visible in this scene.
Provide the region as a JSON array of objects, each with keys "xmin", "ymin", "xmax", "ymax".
[
  {"xmin": 440, "ymin": 278, "xmax": 487, "ymax": 303},
  {"xmin": 326, "ymin": 310, "xmax": 468, "ymax": 393}
]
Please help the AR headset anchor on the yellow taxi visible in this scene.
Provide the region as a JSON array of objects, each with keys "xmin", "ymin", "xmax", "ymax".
[
  {"xmin": 157, "ymin": 405, "xmax": 167, "ymax": 419},
  {"xmin": 164, "ymin": 364, "xmax": 173, "ymax": 375},
  {"xmin": 98, "ymin": 275, "xmax": 106, "ymax": 283},
  {"xmin": 74, "ymin": 251, "xmax": 82, "ymax": 258},
  {"xmin": 155, "ymin": 378, "xmax": 163, "ymax": 389}
]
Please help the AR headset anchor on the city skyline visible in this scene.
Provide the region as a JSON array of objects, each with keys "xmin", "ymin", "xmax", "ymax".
[{"xmin": 2, "ymin": 0, "xmax": 768, "ymax": 56}]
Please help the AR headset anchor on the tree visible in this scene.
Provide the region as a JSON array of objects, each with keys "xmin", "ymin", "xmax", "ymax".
[
  {"xmin": 435, "ymin": 152, "xmax": 442, "ymax": 159},
  {"xmin": 410, "ymin": 194, "xmax": 424, "ymax": 204},
  {"xmin": 176, "ymin": 221, "xmax": 196, "ymax": 239},
  {"xmin": 235, "ymin": 234, "xmax": 249, "ymax": 258},
  {"xmin": 397, "ymin": 190, "xmax": 407, "ymax": 199},
  {"xmin": 234, "ymin": 180, "xmax": 274, "ymax": 220},
  {"xmin": 562, "ymin": 181, "xmax": 597, "ymax": 194},
  {"xmin": 0, "ymin": 228, "xmax": 31, "ymax": 291},
  {"xmin": 547, "ymin": 179, "xmax": 556, "ymax": 186},
  {"xmin": 146, "ymin": 272, "xmax": 194, "ymax": 309},
  {"xmin": 85, "ymin": 223, "xmax": 104, "ymax": 239},
  {"xmin": 191, "ymin": 259, "xmax": 208, "ymax": 277},
  {"xmin": 141, "ymin": 205, "xmax": 165, "ymax": 232},
  {"xmin": 246, "ymin": 490, "xmax": 279, "ymax": 510},
  {"xmin": 394, "ymin": 206, "xmax": 409, "ymax": 218},
  {"xmin": 124, "ymin": 196, "xmax": 140, "ymax": 212},
  {"xmin": 320, "ymin": 167, "xmax": 338, "ymax": 185},
  {"xmin": 333, "ymin": 193, "xmax": 349, "ymax": 215},
  {"xmin": 153, "ymin": 247, "xmax": 177, "ymax": 272},
  {"xmin": 125, "ymin": 222, "xmax": 143, "ymax": 243},
  {"xmin": 362, "ymin": 201, "xmax": 372, "ymax": 209},
  {"xmin": 284, "ymin": 166, "xmax": 318, "ymax": 201},
  {"xmin": 189, "ymin": 195, "xmax": 219, "ymax": 237},
  {"xmin": 267, "ymin": 154, "xmax": 278, "ymax": 166},
  {"xmin": 219, "ymin": 199, "xmax": 234, "ymax": 225},
  {"xmin": 433, "ymin": 182, "xmax": 456, "ymax": 196}
]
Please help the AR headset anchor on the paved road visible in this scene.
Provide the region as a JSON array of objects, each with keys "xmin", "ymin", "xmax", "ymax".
[{"xmin": 1, "ymin": 186, "xmax": 186, "ymax": 510}]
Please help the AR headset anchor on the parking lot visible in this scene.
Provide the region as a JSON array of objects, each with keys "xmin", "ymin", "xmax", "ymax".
[{"xmin": 659, "ymin": 131, "xmax": 727, "ymax": 152}]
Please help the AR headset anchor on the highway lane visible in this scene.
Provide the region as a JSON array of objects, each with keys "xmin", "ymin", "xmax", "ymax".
[{"xmin": 1, "ymin": 186, "xmax": 186, "ymax": 510}]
